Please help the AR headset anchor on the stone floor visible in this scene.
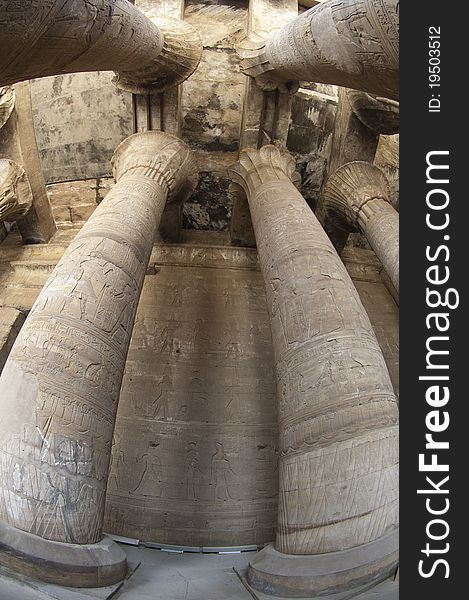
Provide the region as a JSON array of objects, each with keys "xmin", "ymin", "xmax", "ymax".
[{"xmin": 0, "ymin": 544, "xmax": 398, "ymax": 600}]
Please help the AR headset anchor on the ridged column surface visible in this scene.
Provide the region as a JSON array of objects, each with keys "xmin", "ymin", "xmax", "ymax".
[
  {"xmin": 229, "ymin": 146, "xmax": 398, "ymax": 557},
  {"xmin": 240, "ymin": 0, "xmax": 399, "ymax": 100},
  {"xmin": 0, "ymin": 0, "xmax": 202, "ymax": 93},
  {"xmin": 324, "ymin": 161, "xmax": 399, "ymax": 293},
  {"xmin": 0, "ymin": 131, "xmax": 196, "ymax": 585}
]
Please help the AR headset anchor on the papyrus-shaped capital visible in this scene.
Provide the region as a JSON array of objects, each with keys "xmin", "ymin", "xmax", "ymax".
[
  {"xmin": 229, "ymin": 145, "xmax": 300, "ymax": 196},
  {"xmin": 112, "ymin": 131, "xmax": 198, "ymax": 202},
  {"xmin": 323, "ymin": 161, "xmax": 391, "ymax": 231}
]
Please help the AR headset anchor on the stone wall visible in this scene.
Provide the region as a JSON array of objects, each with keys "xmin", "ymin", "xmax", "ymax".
[
  {"xmin": 104, "ymin": 245, "xmax": 278, "ymax": 546},
  {"xmin": 30, "ymin": 73, "xmax": 133, "ymax": 184}
]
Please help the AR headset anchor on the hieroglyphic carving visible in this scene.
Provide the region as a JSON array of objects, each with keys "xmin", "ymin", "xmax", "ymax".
[
  {"xmin": 228, "ymin": 145, "xmax": 398, "ymax": 592},
  {"xmin": 104, "ymin": 260, "xmax": 278, "ymax": 547},
  {"xmin": 0, "ymin": 132, "xmax": 196, "ymax": 558},
  {"xmin": 323, "ymin": 160, "xmax": 399, "ymax": 293},
  {"xmin": 240, "ymin": 0, "xmax": 399, "ymax": 100},
  {"xmin": 0, "ymin": 1, "xmax": 202, "ymax": 94}
]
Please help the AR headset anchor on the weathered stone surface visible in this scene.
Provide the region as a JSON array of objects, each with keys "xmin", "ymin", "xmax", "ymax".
[
  {"xmin": 374, "ymin": 134, "xmax": 399, "ymax": 211},
  {"xmin": 30, "ymin": 73, "xmax": 133, "ymax": 184},
  {"xmin": 104, "ymin": 245, "xmax": 278, "ymax": 547},
  {"xmin": 0, "ymin": 0, "xmax": 202, "ymax": 94},
  {"xmin": 114, "ymin": 15, "xmax": 202, "ymax": 94},
  {"xmin": 0, "ymin": 131, "xmax": 197, "ymax": 586},
  {"xmin": 0, "ymin": 83, "xmax": 57, "ymax": 244},
  {"xmin": 323, "ymin": 161, "xmax": 399, "ymax": 294},
  {"xmin": 229, "ymin": 145, "xmax": 398, "ymax": 596},
  {"xmin": 347, "ymin": 91, "xmax": 399, "ymax": 136},
  {"xmin": 0, "ymin": 307, "xmax": 25, "ymax": 374},
  {"xmin": 0, "ymin": 160, "xmax": 33, "ymax": 223},
  {"xmin": 315, "ymin": 87, "xmax": 380, "ymax": 253},
  {"xmin": 0, "ymin": 157, "xmax": 50, "ymax": 245},
  {"xmin": 183, "ymin": 171, "xmax": 232, "ymax": 230},
  {"xmin": 248, "ymin": 532, "xmax": 398, "ymax": 598},
  {"xmin": 287, "ymin": 86, "xmax": 337, "ymax": 211},
  {"xmin": 0, "ymin": 521, "xmax": 126, "ymax": 588},
  {"xmin": 0, "ymin": 86, "xmax": 14, "ymax": 129},
  {"xmin": 240, "ymin": 0, "xmax": 399, "ymax": 100},
  {"xmin": 46, "ymin": 179, "xmax": 114, "ymax": 225}
]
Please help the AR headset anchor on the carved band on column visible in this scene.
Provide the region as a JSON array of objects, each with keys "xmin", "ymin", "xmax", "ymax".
[
  {"xmin": 0, "ymin": 1, "xmax": 202, "ymax": 94},
  {"xmin": 228, "ymin": 146, "xmax": 398, "ymax": 597},
  {"xmin": 0, "ymin": 131, "xmax": 197, "ymax": 587},
  {"xmin": 323, "ymin": 161, "xmax": 399, "ymax": 294},
  {"xmin": 239, "ymin": 0, "xmax": 399, "ymax": 100}
]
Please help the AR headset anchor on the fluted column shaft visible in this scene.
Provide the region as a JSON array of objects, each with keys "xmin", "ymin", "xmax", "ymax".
[
  {"xmin": 324, "ymin": 161, "xmax": 399, "ymax": 294},
  {"xmin": 0, "ymin": 0, "xmax": 201, "ymax": 93},
  {"xmin": 241, "ymin": 0, "xmax": 399, "ymax": 100},
  {"xmin": 0, "ymin": 131, "xmax": 196, "ymax": 586},
  {"xmin": 229, "ymin": 146, "xmax": 398, "ymax": 596}
]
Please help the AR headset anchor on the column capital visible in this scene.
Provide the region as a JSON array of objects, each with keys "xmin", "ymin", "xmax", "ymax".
[
  {"xmin": 322, "ymin": 161, "xmax": 390, "ymax": 231},
  {"xmin": 347, "ymin": 90, "xmax": 399, "ymax": 135},
  {"xmin": 0, "ymin": 86, "xmax": 14, "ymax": 128},
  {"xmin": 0, "ymin": 159, "xmax": 33, "ymax": 222},
  {"xmin": 238, "ymin": 0, "xmax": 399, "ymax": 100},
  {"xmin": 113, "ymin": 16, "xmax": 202, "ymax": 94},
  {"xmin": 229, "ymin": 145, "xmax": 300, "ymax": 195},
  {"xmin": 112, "ymin": 131, "xmax": 198, "ymax": 202},
  {"xmin": 237, "ymin": 33, "xmax": 299, "ymax": 94}
]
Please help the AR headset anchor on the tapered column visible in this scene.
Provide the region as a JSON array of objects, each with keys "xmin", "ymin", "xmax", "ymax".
[
  {"xmin": 240, "ymin": 0, "xmax": 399, "ymax": 100},
  {"xmin": 229, "ymin": 146, "xmax": 398, "ymax": 597},
  {"xmin": 0, "ymin": 1, "xmax": 202, "ymax": 94},
  {"xmin": 324, "ymin": 161, "xmax": 399, "ymax": 294},
  {"xmin": 0, "ymin": 131, "xmax": 197, "ymax": 587}
]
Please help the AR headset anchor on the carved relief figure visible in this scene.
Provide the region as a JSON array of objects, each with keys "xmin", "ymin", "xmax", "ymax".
[
  {"xmin": 210, "ymin": 442, "xmax": 235, "ymax": 501},
  {"xmin": 134, "ymin": 445, "xmax": 162, "ymax": 497},
  {"xmin": 185, "ymin": 441, "xmax": 203, "ymax": 500}
]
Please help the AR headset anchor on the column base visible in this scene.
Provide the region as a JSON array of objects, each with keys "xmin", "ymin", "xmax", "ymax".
[
  {"xmin": 247, "ymin": 530, "xmax": 398, "ymax": 598},
  {"xmin": 0, "ymin": 521, "xmax": 127, "ymax": 588}
]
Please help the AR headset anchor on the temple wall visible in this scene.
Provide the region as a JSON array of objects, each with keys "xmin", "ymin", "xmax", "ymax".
[
  {"xmin": 30, "ymin": 73, "xmax": 133, "ymax": 184},
  {"xmin": 104, "ymin": 246, "xmax": 279, "ymax": 546}
]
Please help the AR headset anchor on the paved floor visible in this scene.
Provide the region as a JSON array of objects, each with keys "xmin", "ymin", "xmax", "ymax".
[{"xmin": 0, "ymin": 544, "xmax": 399, "ymax": 600}]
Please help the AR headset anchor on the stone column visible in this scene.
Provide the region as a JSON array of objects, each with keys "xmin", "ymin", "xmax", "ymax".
[
  {"xmin": 240, "ymin": 0, "xmax": 399, "ymax": 100},
  {"xmin": 228, "ymin": 146, "xmax": 398, "ymax": 598},
  {"xmin": 0, "ymin": 131, "xmax": 197, "ymax": 587},
  {"xmin": 0, "ymin": 0, "xmax": 202, "ymax": 94},
  {"xmin": 324, "ymin": 161, "xmax": 399, "ymax": 294}
]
